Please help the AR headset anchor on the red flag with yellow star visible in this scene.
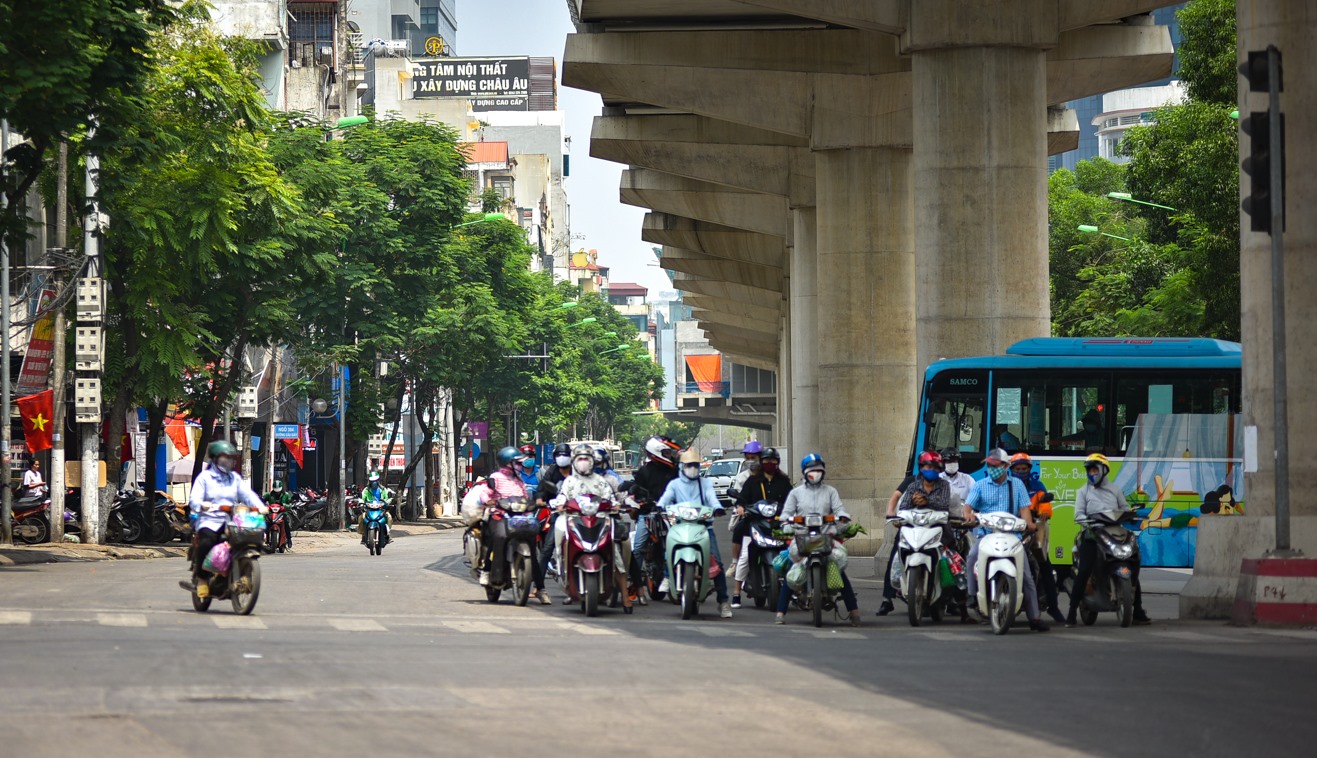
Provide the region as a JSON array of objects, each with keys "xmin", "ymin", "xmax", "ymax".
[{"xmin": 17, "ymin": 389, "xmax": 54, "ymax": 452}]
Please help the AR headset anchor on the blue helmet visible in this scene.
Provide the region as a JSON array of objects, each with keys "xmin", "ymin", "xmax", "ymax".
[
  {"xmin": 800, "ymin": 453, "xmax": 825, "ymax": 474},
  {"xmin": 496, "ymin": 446, "xmax": 520, "ymax": 468}
]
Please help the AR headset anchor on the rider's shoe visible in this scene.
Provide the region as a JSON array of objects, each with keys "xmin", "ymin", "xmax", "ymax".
[
  {"xmin": 719, "ymin": 601, "xmax": 733, "ymax": 619},
  {"xmin": 1133, "ymin": 611, "xmax": 1152, "ymax": 626},
  {"xmin": 535, "ymin": 589, "xmax": 551, "ymax": 605},
  {"xmin": 849, "ymin": 610, "xmax": 862, "ymax": 628},
  {"xmin": 195, "ymin": 579, "xmax": 210, "ymax": 600},
  {"xmin": 875, "ymin": 600, "xmax": 895, "ymax": 617},
  {"xmin": 1049, "ymin": 607, "xmax": 1067, "ymax": 624},
  {"xmin": 730, "ymin": 595, "xmax": 742, "ymax": 609},
  {"xmin": 657, "ymin": 578, "xmax": 669, "ymax": 594},
  {"xmin": 560, "ymin": 595, "xmax": 573, "ymax": 605},
  {"xmin": 774, "ymin": 612, "xmax": 786, "ymax": 625},
  {"xmin": 478, "ymin": 571, "xmax": 490, "ymax": 586},
  {"xmin": 1029, "ymin": 619, "xmax": 1050, "ymax": 632}
]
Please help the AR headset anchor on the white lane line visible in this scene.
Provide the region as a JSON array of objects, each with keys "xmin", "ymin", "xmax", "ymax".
[
  {"xmin": 558, "ymin": 623, "xmax": 619, "ymax": 636},
  {"xmin": 0, "ymin": 611, "xmax": 32, "ymax": 625},
  {"xmin": 914, "ymin": 631, "xmax": 970, "ymax": 642},
  {"xmin": 791, "ymin": 629, "xmax": 867, "ymax": 640},
  {"xmin": 443, "ymin": 621, "xmax": 510, "ymax": 634},
  {"xmin": 97, "ymin": 613, "xmax": 148, "ymax": 628},
  {"xmin": 329, "ymin": 618, "xmax": 387, "ymax": 632},
  {"xmin": 212, "ymin": 616, "xmax": 267, "ymax": 630},
  {"xmin": 1150, "ymin": 630, "xmax": 1248, "ymax": 644},
  {"xmin": 675, "ymin": 625, "xmax": 756, "ymax": 638},
  {"xmin": 1054, "ymin": 632, "xmax": 1120, "ymax": 643}
]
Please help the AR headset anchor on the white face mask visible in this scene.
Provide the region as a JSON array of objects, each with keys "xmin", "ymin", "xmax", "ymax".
[
  {"xmin": 805, "ymin": 470, "xmax": 824, "ymax": 485},
  {"xmin": 573, "ymin": 459, "xmax": 593, "ymax": 475},
  {"xmin": 214, "ymin": 457, "xmax": 234, "ymax": 474},
  {"xmin": 945, "ymin": 462, "xmax": 959, "ymax": 475},
  {"xmin": 682, "ymin": 464, "xmax": 700, "ymax": 479},
  {"xmin": 555, "ymin": 455, "xmax": 571, "ymax": 468}
]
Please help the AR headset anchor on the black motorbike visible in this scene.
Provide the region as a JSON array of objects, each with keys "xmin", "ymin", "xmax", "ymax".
[
  {"xmin": 741, "ymin": 499, "xmax": 786, "ymax": 609},
  {"xmin": 1074, "ymin": 509, "xmax": 1141, "ymax": 627},
  {"xmin": 106, "ymin": 489, "xmax": 152, "ymax": 544},
  {"xmin": 8, "ymin": 489, "xmax": 52, "ymax": 544},
  {"xmin": 289, "ymin": 489, "xmax": 328, "ymax": 532}
]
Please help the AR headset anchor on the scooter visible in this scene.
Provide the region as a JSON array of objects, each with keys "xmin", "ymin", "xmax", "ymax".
[
  {"xmin": 264, "ymin": 498, "xmax": 292, "ymax": 553},
  {"xmin": 633, "ymin": 500, "xmax": 670, "ymax": 602},
  {"xmin": 665, "ymin": 501, "xmax": 719, "ymax": 620},
  {"xmin": 561, "ymin": 494, "xmax": 625, "ymax": 617},
  {"xmin": 106, "ymin": 489, "xmax": 151, "ymax": 544},
  {"xmin": 741, "ymin": 499, "xmax": 786, "ymax": 610},
  {"xmin": 290, "ymin": 489, "xmax": 328, "ymax": 532},
  {"xmin": 1074, "ymin": 509, "xmax": 1140, "ymax": 628},
  {"xmin": 362, "ymin": 497, "xmax": 391, "ymax": 556},
  {"xmin": 783, "ymin": 513, "xmax": 849, "ymax": 628},
  {"xmin": 185, "ymin": 504, "xmax": 267, "ymax": 615},
  {"xmin": 480, "ymin": 496, "xmax": 546, "ymax": 605},
  {"xmin": 974, "ymin": 511, "xmax": 1029, "ymax": 635},
  {"xmin": 894, "ymin": 507, "xmax": 951, "ymax": 626},
  {"xmin": 8, "ymin": 492, "xmax": 52, "ymax": 544}
]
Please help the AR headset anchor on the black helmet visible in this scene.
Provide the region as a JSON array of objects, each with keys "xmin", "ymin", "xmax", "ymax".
[
  {"xmin": 207, "ymin": 440, "xmax": 237, "ymax": 459},
  {"xmin": 760, "ymin": 447, "xmax": 781, "ymax": 462},
  {"xmin": 938, "ymin": 447, "xmax": 960, "ymax": 462},
  {"xmin": 496, "ymin": 446, "xmax": 520, "ymax": 468},
  {"xmin": 553, "ymin": 442, "xmax": 572, "ymax": 457}
]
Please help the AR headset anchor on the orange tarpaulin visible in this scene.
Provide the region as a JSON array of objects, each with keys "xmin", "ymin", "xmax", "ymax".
[{"xmin": 685, "ymin": 354, "xmax": 722, "ymax": 393}]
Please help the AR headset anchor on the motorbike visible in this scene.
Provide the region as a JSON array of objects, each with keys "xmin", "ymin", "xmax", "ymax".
[
  {"xmin": 783, "ymin": 513, "xmax": 851, "ymax": 628},
  {"xmin": 8, "ymin": 491, "xmax": 52, "ymax": 544},
  {"xmin": 156, "ymin": 491, "xmax": 191, "ymax": 542},
  {"xmin": 741, "ymin": 499, "xmax": 786, "ymax": 610},
  {"xmin": 894, "ymin": 507, "xmax": 951, "ymax": 626},
  {"xmin": 290, "ymin": 489, "xmax": 328, "ymax": 532},
  {"xmin": 186, "ymin": 504, "xmax": 267, "ymax": 615},
  {"xmin": 106, "ymin": 489, "xmax": 152, "ymax": 544},
  {"xmin": 1073, "ymin": 509, "xmax": 1140, "ymax": 628},
  {"xmin": 633, "ymin": 501, "xmax": 670, "ymax": 602},
  {"xmin": 344, "ymin": 486, "xmax": 363, "ymax": 527},
  {"xmin": 264, "ymin": 498, "xmax": 292, "ymax": 554},
  {"xmin": 479, "ymin": 496, "xmax": 548, "ymax": 605},
  {"xmin": 561, "ymin": 494, "xmax": 626, "ymax": 617},
  {"xmin": 665, "ymin": 501, "xmax": 721, "ymax": 620},
  {"xmin": 973, "ymin": 511, "xmax": 1030, "ymax": 635},
  {"xmin": 362, "ymin": 497, "xmax": 392, "ymax": 557}
]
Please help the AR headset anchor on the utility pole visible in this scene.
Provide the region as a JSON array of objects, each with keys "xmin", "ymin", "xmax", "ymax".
[
  {"xmin": 48, "ymin": 143, "xmax": 69, "ymax": 543},
  {"xmin": 265, "ymin": 348, "xmax": 280, "ymax": 494},
  {"xmin": 77, "ymin": 141, "xmax": 104, "ymax": 542},
  {"xmin": 1, "ymin": 119, "xmax": 12, "ymax": 545}
]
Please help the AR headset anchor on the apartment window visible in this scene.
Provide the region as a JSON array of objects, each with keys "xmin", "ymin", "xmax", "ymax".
[
  {"xmin": 288, "ymin": 2, "xmax": 335, "ymax": 67},
  {"xmin": 420, "ymin": 7, "xmax": 439, "ymax": 35},
  {"xmin": 491, "ymin": 175, "xmax": 513, "ymax": 201}
]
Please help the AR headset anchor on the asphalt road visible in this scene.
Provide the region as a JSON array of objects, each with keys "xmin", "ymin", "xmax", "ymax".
[{"xmin": 1, "ymin": 529, "xmax": 1315, "ymax": 757}]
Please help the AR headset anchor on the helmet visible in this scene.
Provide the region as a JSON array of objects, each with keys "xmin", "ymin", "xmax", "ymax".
[
  {"xmin": 572, "ymin": 444, "xmax": 594, "ymax": 461},
  {"xmin": 272, "ymin": 479, "xmax": 284, "ymax": 491},
  {"xmin": 644, "ymin": 435, "xmax": 681, "ymax": 467},
  {"xmin": 368, "ymin": 471, "xmax": 381, "ymax": 484},
  {"xmin": 1084, "ymin": 453, "xmax": 1111, "ymax": 471},
  {"xmin": 593, "ymin": 446, "xmax": 609, "ymax": 465},
  {"xmin": 800, "ymin": 453, "xmax": 825, "ymax": 473},
  {"xmin": 679, "ymin": 449, "xmax": 701, "ymax": 466},
  {"xmin": 938, "ymin": 447, "xmax": 961, "ymax": 462},
  {"xmin": 984, "ymin": 448, "xmax": 1011, "ymax": 465},
  {"xmin": 742, "ymin": 441, "xmax": 763, "ymax": 455},
  {"xmin": 553, "ymin": 442, "xmax": 572, "ymax": 458},
  {"xmin": 207, "ymin": 440, "xmax": 237, "ymax": 459},
  {"xmin": 1009, "ymin": 453, "xmax": 1033, "ymax": 468},
  {"xmin": 917, "ymin": 450, "xmax": 944, "ymax": 470},
  {"xmin": 496, "ymin": 446, "xmax": 520, "ymax": 468},
  {"xmin": 518, "ymin": 444, "xmax": 536, "ymax": 457},
  {"xmin": 761, "ymin": 447, "xmax": 781, "ymax": 462}
]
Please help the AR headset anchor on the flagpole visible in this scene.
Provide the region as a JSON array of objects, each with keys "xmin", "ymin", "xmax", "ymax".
[{"xmin": 1, "ymin": 118, "xmax": 12, "ymax": 545}]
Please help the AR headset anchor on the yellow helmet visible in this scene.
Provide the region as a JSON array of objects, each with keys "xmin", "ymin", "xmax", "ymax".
[{"xmin": 1084, "ymin": 453, "xmax": 1111, "ymax": 470}]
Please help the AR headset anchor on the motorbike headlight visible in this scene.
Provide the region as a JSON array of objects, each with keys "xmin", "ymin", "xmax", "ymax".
[
  {"xmin": 578, "ymin": 499, "xmax": 600, "ymax": 517},
  {"xmin": 757, "ymin": 502, "xmax": 778, "ymax": 518},
  {"xmin": 677, "ymin": 506, "xmax": 701, "ymax": 522},
  {"xmin": 804, "ymin": 514, "xmax": 823, "ymax": 527},
  {"xmin": 1111, "ymin": 543, "xmax": 1134, "ymax": 559}
]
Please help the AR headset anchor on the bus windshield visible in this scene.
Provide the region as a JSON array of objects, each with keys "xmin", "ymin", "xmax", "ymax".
[{"xmin": 922, "ymin": 369, "xmax": 987, "ymax": 470}]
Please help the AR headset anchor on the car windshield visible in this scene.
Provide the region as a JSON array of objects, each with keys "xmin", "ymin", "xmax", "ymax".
[{"xmin": 708, "ymin": 460, "xmax": 740, "ymax": 476}]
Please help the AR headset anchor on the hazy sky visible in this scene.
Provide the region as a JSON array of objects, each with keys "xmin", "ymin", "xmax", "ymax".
[{"xmin": 455, "ymin": 1, "xmax": 674, "ymax": 297}]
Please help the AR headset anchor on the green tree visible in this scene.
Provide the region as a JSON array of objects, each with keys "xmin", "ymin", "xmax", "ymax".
[{"xmin": 1175, "ymin": 0, "xmax": 1237, "ymax": 105}]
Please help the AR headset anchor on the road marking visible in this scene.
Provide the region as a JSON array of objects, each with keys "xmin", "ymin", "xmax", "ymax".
[
  {"xmin": 791, "ymin": 629, "xmax": 867, "ymax": 640},
  {"xmin": 0, "ymin": 611, "xmax": 32, "ymax": 625},
  {"xmin": 443, "ymin": 621, "xmax": 509, "ymax": 634},
  {"xmin": 558, "ymin": 623, "xmax": 619, "ymax": 636},
  {"xmin": 329, "ymin": 618, "xmax": 387, "ymax": 632},
  {"xmin": 1054, "ymin": 632, "xmax": 1120, "ymax": 643},
  {"xmin": 212, "ymin": 616, "xmax": 267, "ymax": 630},
  {"xmin": 913, "ymin": 631, "xmax": 970, "ymax": 642},
  {"xmin": 1247, "ymin": 628, "xmax": 1317, "ymax": 642},
  {"xmin": 97, "ymin": 613, "xmax": 147, "ymax": 628},
  {"xmin": 675, "ymin": 625, "xmax": 756, "ymax": 638},
  {"xmin": 1149, "ymin": 630, "xmax": 1245, "ymax": 644}
]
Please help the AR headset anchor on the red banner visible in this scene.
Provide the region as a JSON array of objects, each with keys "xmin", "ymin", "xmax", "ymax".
[
  {"xmin": 17, "ymin": 389, "xmax": 54, "ymax": 453},
  {"xmin": 282, "ymin": 425, "xmax": 306, "ymax": 468},
  {"xmin": 16, "ymin": 289, "xmax": 58, "ymax": 396}
]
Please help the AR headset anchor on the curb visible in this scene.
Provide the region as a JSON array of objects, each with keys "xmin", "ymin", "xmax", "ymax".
[{"xmin": 0, "ymin": 544, "xmax": 188, "ymax": 567}]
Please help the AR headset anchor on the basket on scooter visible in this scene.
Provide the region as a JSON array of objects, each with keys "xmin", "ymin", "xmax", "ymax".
[
  {"xmin": 506, "ymin": 513, "xmax": 541, "ymax": 537},
  {"xmin": 226, "ymin": 511, "xmax": 266, "ymax": 549}
]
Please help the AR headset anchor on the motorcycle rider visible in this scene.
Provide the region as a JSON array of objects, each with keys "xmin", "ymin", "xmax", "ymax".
[
  {"xmin": 463, "ymin": 446, "xmax": 550, "ymax": 604},
  {"xmin": 517, "ymin": 445, "xmax": 540, "ymax": 490},
  {"xmin": 594, "ymin": 446, "xmax": 623, "ymax": 491},
  {"xmin": 555, "ymin": 444, "xmax": 627, "ymax": 609},
  {"xmin": 535, "ymin": 442, "xmax": 575, "ymax": 584},
  {"xmin": 776, "ymin": 454, "xmax": 862, "ymax": 627},
  {"xmin": 885, "ymin": 451, "xmax": 970, "ymax": 622},
  {"xmin": 357, "ymin": 472, "xmax": 393, "ymax": 544},
  {"xmin": 629, "ymin": 435, "xmax": 682, "ymax": 596},
  {"xmin": 731, "ymin": 447, "xmax": 790, "ymax": 608},
  {"xmin": 727, "ymin": 440, "xmax": 763, "ymax": 581},
  {"xmin": 964, "ymin": 448, "xmax": 1049, "ymax": 631},
  {"xmin": 1064, "ymin": 453, "xmax": 1150, "ymax": 627},
  {"xmin": 939, "ymin": 448, "xmax": 975, "ymax": 502},
  {"xmin": 181, "ymin": 440, "xmax": 266, "ymax": 600},
  {"xmin": 1010, "ymin": 453, "xmax": 1066, "ymax": 624},
  {"xmin": 655, "ymin": 449, "xmax": 733, "ymax": 618},
  {"xmin": 263, "ymin": 479, "xmax": 293, "ymax": 550}
]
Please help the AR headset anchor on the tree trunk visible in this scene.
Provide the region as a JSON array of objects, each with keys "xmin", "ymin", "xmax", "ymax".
[
  {"xmin": 397, "ymin": 387, "xmax": 435, "ymax": 518},
  {"xmin": 417, "ymin": 399, "xmax": 437, "ymax": 519},
  {"xmin": 380, "ymin": 381, "xmax": 405, "ymax": 479},
  {"xmin": 191, "ymin": 330, "xmax": 251, "ymax": 480}
]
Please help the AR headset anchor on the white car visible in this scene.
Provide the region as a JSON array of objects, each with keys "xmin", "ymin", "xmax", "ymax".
[{"xmin": 704, "ymin": 458, "xmax": 748, "ymax": 504}]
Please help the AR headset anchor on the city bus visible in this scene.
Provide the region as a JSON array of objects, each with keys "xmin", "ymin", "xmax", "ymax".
[{"xmin": 909, "ymin": 338, "xmax": 1243, "ymax": 568}]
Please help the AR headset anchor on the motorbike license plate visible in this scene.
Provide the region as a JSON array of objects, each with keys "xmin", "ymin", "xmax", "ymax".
[{"xmin": 509, "ymin": 515, "xmax": 539, "ymax": 532}]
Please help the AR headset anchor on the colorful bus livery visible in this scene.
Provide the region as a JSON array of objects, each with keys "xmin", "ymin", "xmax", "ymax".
[{"xmin": 913, "ymin": 338, "xmax": 1243, "ymax": 568}]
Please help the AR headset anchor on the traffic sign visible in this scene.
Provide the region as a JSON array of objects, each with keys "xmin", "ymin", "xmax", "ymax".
[{"xmin": 273, "ymin": 424, "xmax": 299, "ymax": 440}]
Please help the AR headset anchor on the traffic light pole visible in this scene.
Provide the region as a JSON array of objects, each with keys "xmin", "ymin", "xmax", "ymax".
[{"xmin": 1264, "ymin": 46, "xmax": 1290, "ymax": 553}]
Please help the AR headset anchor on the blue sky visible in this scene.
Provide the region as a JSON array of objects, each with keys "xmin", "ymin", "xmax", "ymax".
[{"xmin": 455, "ymin": 1, "xmax": 674, "ymax": 297}]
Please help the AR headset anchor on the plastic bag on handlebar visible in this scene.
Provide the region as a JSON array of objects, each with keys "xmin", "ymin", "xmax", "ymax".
[
  {"xmin": 203, "ymin": 542, "xmax": 231, "ymax": 576},
  {"xmin": 786, "ymin": 561, "xmax": 807, "ymax": 590},
  {"xmin": 772, "ymin": 549, "xmax": 792, "ymax": 574},
  {"xmin": 826, "ymin": 560, "xmax": 845, "ymax": 591}
]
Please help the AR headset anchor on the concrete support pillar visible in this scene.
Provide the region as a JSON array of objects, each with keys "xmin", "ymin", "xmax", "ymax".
[
  {"xmin": 814, "ymin": 147, "xmax": 915, "ymax": 556},
  {"xmin": 789, "ymin": 207, "xmax": 818, "ymax": 460},
  {"xmin": 909, "ymin": 4, "xmax": 1054, "ymax": 370},
  {"xmin": 1182, "ymin": 0, "xmax": 1317, "ymax": 618},
  {"xmin": 778, "ymin": 253, "xmax": 792, "ymax": 453}
]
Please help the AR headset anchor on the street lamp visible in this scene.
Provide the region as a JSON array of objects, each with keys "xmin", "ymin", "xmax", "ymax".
[
  {"xmin": 567, "ymin": 317, "xmax": 597, "ymax": 328},
  {"xmin": 453, "ymin": 212, "xmax": 505, "ymax": 229},
  {"xmin": 1106, "ymin": 192, "xmax": 1177, "ymax": 212},
  {"xmin": 557, "ymin": 301, "xmax": 580, "ymax": 310},
  {"xmin": 1077, "ymin": 224, "xmax": 1131, "ymax": 242},
  {"xmin": 600, "ymin": 343, "xmax": 632, "ymax": 355}
]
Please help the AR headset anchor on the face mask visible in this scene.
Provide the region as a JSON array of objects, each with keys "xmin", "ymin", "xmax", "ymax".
[
  {"xmin": 944, "ymin": 463, "xmax": 959, "ymax": 475},
  {"xmin": 987, "ymin": 465, "xmax": 1007, "ymax": 482},
  {"xmin": 573, "ymin": 459, "xmax": 593, "ymax": 475},
  {"xmin": 682, "ymin": 464, "xmax": 700, "ymax": 479},
  {"xmin": 805, "ymin": 470, "xmax": 824, "ymax": 485},
  {"xmin": 760, "ymin": 461, "xmax": 779, "ymax": 475},
  {"xmin": 920, "ymin": 468, "xmax": 941, "ymax": 482},
  {"xmin": 555, "ymin": 455, "xmax": 571, "ymax": 468},
  {"xmin": 1087, "ymin": 469, "xmax": 1105, "ymax": 485},
  {"xmin": 214, "ymin": 458, "xmax": 233, "ymax": 474},
  {"xmin": 1012, "ymin": 469, "xmax": 1030, "ymax": 481}
]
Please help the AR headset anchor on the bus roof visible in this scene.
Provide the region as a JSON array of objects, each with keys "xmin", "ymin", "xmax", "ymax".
[{"xmin": 925, "ymin": 337, "xmax": 1242, "ymax": 378}]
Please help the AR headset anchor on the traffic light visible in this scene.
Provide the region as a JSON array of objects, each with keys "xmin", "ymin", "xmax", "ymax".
[{"xmin": 1239, "ymin": 47, "xmax": 1284, "ymax": 235}]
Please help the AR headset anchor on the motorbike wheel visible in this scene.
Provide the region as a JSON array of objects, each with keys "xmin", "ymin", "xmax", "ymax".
[
  {"xmin": 230, "ymin": 558, "xmax": 261, "ymax": 615},
  {"xmin": 906, "ymin": 565, "xmax": 926, "ymax": 627},
  {"xmin": 276, "ymin": 527, "xmax": 287, "ymax": 553},
  {"xmin": 106, "ymin": 517, "xmax": 124, "ymax": 544},
  {"xmin": 810, "ymin": 564, "xmax": 825, "ymax": 628},
  {"xmin": 1116, "ymin": 577, "xmax": 1135, "ymax": 628},
  {"xmin": 191, "ymin": 582, "xmax": 212, "ymax": 613},
  {"xmin": 485, "ymin": 586, "xmax": 503, "ymax": 603},
  {"xmin": 990, "ymin": 574, "xmax": 1017, "ymax": 636},
  {"xmin": 755, "ymin": 563, "xmax": 772, "ymax": 609},
  {"xmin": 122, "ymin": 516, "xmax": 144, "ymax": 544},
  {"xmin": 1080, "ymin": 605, "xmax": 1099, "ymax": 626},
  {"xmin": 151, "ymin": 513, "xmax": 174, "ymax": 544},
  {"xmin": 512, "ymin": 554, "xmax": 532, "ymax": 607},
  {"xmin": 679, "ymin": 563, "xmax": 698, "ymax": 620},
  {"xmin": 583, "ymin": 573, "xmax": 600, "ymax": 617},
  {"xmin": 303, "ymin": 512, "xmax": 325, "ymax": 532},
  {"xmin": 367, "ymin": 529, "xmax": 377, "ymax": 556},
  {"xmin": 17, "ymin": 515, "xmax": 49, "ymax": 545}
]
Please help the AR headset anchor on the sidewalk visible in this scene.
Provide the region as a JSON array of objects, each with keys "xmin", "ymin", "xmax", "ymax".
[{"xmin": 0, "ymin": 517, "xmax": 465, "ymax": 567}]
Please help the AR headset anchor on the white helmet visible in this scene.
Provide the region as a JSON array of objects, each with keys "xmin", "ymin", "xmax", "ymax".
[{"xmin": 644, "ymin": 436, "xmax": 680, "ymax": 467}]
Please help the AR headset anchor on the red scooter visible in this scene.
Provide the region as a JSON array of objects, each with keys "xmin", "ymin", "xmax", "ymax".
[{"xmin": 561, "ymin": 494, "xmax": 629, "ymax": 617}]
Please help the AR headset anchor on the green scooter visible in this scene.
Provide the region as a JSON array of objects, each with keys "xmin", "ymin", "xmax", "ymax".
[{"xmin": 665, "ymin": 500, "xmax": 719, "ymax": 619}]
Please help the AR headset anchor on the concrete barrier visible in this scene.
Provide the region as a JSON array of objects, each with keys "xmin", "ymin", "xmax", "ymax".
[{"xmin": 1231, "ymin": 556, "xmax": 1317, "ymax": 626}]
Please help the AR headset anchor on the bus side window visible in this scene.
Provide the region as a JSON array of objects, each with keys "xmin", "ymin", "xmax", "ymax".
[{"xmin": 993, "ymin": 371, "xmax": 1110, "ymax": 454}]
